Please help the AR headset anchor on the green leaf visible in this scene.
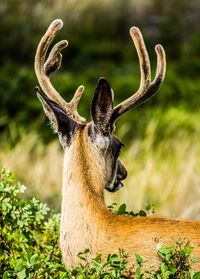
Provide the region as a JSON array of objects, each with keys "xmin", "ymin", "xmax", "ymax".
[
  {"xmin": 117, "ymin": 203, "xmax": 126, "ymax": 214},
  {"xmin": 192, "ymin": 257, "xmax": 199, "ymax": 263},
  {"xmin": 194, "ymin": 272, "xmax": 200, "ymax": 279},
  {"xmin": 135, "ymin": 267, "xmax": 142, "ymax": 278},
  {"xmin": 138, "ymin": 210, "xmax": 147, "ymax": 217},
  {"xmin": 3, "ymin": 271, "xmax": 8, "ymax": 279},
  {"xmin": 159, "ymin": 247, "xmax": 171, "ymax": 256},
  {"xmin": 92, "ymin": 259, "xmax": 102, "ymax": 272},
  {"xmin": 56, "ymin": 266, "xmax": 67, "ymax": 272},
  {"xmin": 170, "ymin": 266, "xmax": 177, "ymax": 275},
  {"xmin": 17, "ymin": 269, "xmax": 26, "ymax": 279},
  {"xmin": 135, "ymin": 254, "xmax": 144, "ymax": 265},
  {"xmin": 30, "ymin": 253, "xmax": 39, "ymax": 265},
  {"xmin": 15, "ymin": 259, "xmax": 26, "ymax": 272}
]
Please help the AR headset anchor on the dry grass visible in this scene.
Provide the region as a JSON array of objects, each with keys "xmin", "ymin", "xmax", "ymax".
[
  {"xmin": 0, "ymin": 134, "xmax": 63, "ymax": 210},
  {"xmin": 1, "ymin": 121, "xmax": 200, "ymax": 219},
  {"xmin": 107, "ymin": 120, "xmax": 200, "ymax": 220}
]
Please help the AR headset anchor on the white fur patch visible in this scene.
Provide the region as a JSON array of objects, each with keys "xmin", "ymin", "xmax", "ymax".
[{"xmin": 95, "ymin": 135, "xmax": 109, "ymax": 150}]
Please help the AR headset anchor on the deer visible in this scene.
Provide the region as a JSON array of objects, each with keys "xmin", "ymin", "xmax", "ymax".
[{"xmin": 34, "ymin": 19, "xmax": 200, "ymax": 270}]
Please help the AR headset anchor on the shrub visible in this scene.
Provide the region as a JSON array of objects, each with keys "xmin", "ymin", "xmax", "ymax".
[
  {"xmin": 0, "ymin": 168, "xmax": 64, "ymax": 278},
  {"xmin": 0, "ymin": 168, "xmax": 199, "ymax": 278}
]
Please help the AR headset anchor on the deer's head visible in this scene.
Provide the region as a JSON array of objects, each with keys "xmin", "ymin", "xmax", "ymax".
[{"xmin": 35, "ymin": 20, "xmax": 166, "ymax": 192}]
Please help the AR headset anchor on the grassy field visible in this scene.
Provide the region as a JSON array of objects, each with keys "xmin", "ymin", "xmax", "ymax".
[
  {"xmin": 1, "ymin": 109, "xmax": 200, "ymax": 220},
  {"xmin": 109, "ymin": 117, "xmax": 200, "ymax": 220}
]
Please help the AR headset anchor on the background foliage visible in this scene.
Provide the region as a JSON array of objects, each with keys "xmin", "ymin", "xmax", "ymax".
[{"xmin": 1, "ymin": 0, "xmax": 200, "ymax": 218}]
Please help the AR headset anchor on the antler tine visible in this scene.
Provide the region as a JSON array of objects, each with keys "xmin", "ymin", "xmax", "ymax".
[
  {"xmin": 44, "ymin": 40, "xmax": 68, "ymax": 76},
  {"xmin": 69, "ymin": 86, "xmax": 84, "ymax": 109},
  {"xmin": 35, "ymin": 20, "xmax": 67, "ymax": 108},
  {"xmin": 111, "ymin": 27, "xmax": 166, "ymax": 123},
  {"xmin": 68, "ymin": 85, "xmax": 86, "ymax": 122},
  {"xmin": 150, "ymin": 44, "xmax": 166, "ymax": 91},
  {"xmin": 35, "ymin": 19, "xmax": 86, "ymax": 123}
]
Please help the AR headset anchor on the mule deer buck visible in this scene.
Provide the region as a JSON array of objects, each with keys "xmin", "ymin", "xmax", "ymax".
[{"xmin": 35, "ymin": 20, "xmax": 200, "ymax": 269}]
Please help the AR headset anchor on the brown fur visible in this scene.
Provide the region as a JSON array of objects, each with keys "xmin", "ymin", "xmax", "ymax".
[{"xmin": 60, "ymin": 127, "xmax": 200, "ymax": 270}]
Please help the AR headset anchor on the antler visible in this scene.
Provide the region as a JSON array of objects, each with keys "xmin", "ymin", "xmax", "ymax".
[
  {"xmin": 35, "ymin": 19, "xmax": 86, "ymax": 123},
  {"xmin": 111, "ymin": 27, "xmax": 166, "ymax": 123}
]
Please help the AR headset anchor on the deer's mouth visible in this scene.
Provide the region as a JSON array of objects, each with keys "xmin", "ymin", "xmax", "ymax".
[
  {"xmin": 105, "ymin": 161, "xmax": 127, "ymax": 192},
  {"xmin": 105, "ymin": 179, "xmax": 124, "ymax": 192}
]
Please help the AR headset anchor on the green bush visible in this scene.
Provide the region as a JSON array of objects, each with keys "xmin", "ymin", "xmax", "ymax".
[
  {"xmin": 0, "ymin": 168, "xmax": 199, "ymax": 278},
  {"xmin": 0, "ymin": 168, "xmax": 64, "ymax": 278}
]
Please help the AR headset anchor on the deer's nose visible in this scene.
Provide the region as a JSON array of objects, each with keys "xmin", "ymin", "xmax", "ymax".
[{"xmin": 117, "ymin": 160, "xmax": 127, "ymax": 180}]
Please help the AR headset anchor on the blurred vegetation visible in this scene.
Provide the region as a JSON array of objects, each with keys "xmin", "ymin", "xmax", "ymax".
[
  {"xmin": 1, "ymin": 0, "xmax": 200, "ymax": 146},
  {"xmin": 1, "ymin": 0, "xmax": 200, "ymax": 218}
]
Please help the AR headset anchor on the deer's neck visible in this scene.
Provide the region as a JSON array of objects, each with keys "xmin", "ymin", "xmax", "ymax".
[
  {"xmin": 60, "ymin": 129, "xmax": 109, "ymax": 266},
  {"xmin": 62, "ymin": 128, "xmax": 106, "ymax": 208}
]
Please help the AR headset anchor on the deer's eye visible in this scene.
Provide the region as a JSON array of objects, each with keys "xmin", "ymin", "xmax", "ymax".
[{"xmin": 110, "ymin": 137, "xmax": 124, "ymax": 158}]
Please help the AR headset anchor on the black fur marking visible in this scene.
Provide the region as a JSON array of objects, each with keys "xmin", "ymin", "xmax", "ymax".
[
  {"xmin": 87, "ymin": 123, "xmax": 95, "ymax": 142},
  {"xmin": 117, "ymin": 160, "xmax": 127, "ymax": 180},
  {"xmin": 110, "ymin": 136, "xmax": 124, "ymax": 158},
  {"xmin": 106, "ymin": 137, "xmax": 127, "ymax": 192},
  {"xmin": 105, "ymin": 159, "xmax": 127, "ymax": 192}
]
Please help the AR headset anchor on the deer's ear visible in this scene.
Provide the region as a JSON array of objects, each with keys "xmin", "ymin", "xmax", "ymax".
[
  {"xmin": 36, "ymin": 87, "xmax": 77, "ymax": 137},
  {"xmin": 91, "ymin": 78, "xmax": 113, "ymax": 136}
]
